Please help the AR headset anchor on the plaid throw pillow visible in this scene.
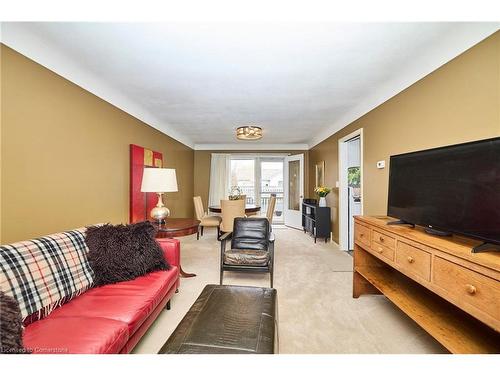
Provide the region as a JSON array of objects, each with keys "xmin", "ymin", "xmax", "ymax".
[{"xmin": 0, "ymin": 228, "xmax": 95, "ymax": 324}]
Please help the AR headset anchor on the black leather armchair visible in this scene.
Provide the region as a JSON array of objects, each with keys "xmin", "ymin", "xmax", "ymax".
[{"xmin": 219, "ymin": 218, "xmax": 275, "ymax": 287}]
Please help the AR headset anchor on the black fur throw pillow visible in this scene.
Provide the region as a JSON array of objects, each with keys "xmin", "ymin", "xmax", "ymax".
[
  {"xmin": 0, "ymin": 290, "xmax": 28, "ymax": 354},
  {"xmin": 85, "ymin": 222, "xmax": 170, "ymax": 286}
]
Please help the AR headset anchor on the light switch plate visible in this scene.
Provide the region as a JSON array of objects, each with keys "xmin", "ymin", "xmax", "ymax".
[
  {"xmin": 377, "ymin": 160, "xmax": 385, "ymax": 169},
  {"xmin": 335, "ymin": 181, "xmax": 339, "ymax": 188}
]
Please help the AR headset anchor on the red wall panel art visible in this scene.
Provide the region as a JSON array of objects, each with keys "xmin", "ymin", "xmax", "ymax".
[{"xmin": 130, "ymin": 144, "xmax": 163, "ymax": 223}]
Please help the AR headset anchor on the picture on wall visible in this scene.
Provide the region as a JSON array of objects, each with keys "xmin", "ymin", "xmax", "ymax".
[
  {"xmin": 130, "ymin": 144, "xmax": 163, "ymax": 223},
  {"xmin": 315, "ymin": 161, "xmax": 325, "ymax": 187}
]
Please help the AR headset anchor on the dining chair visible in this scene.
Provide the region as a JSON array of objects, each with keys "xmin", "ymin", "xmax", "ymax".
[
  {"xmin": 251, "ymin": 194, "xmax": 276, "ymax": 224},
  {"xmin": 220, "ymin": 199, "xmax": 245, "ymax": 233},
  {"xmin": 237, "ymin": 194, "xmax": 255, "ymax": 216},
  {"xmin": 193, "ymin": 196, "xmax": 222, "ymax": 239},
  {"xmin": 265, "ymin": 195, "xmax": 277, "ymax": 225}
]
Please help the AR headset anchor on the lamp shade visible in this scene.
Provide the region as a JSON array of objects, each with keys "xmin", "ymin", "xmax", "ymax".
[{"xmin": 141, "ymin": 168, "xmax": 178, "ymax": 193}]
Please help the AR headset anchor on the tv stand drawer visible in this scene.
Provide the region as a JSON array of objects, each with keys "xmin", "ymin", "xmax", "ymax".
[
  {"xmin": 371, "ymin": 242, "xmax": 395, "ymax": 262},
  {"xmin": 355, "ymin": 223, "xmax": 370, "ymax": 247},
  {"xmin": 433, "ymin": 256, "xmax": 500, "ymax": 323},
  {"xmin": 396, "ymin": 241, "xmax": 431, "ymax": 282},
  {"xmin": 372, "ymin": 230, "xmax": 395, "ymax": 249}
]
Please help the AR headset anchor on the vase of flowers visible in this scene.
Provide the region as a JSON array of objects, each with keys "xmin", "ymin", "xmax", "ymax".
[
  {"xmin": 314, "ymin": 186, "xmax": 331, "ymax": 207},
  {"xmin": 229, "ymin": 186, "xmax": 243, "ymax": 200}
]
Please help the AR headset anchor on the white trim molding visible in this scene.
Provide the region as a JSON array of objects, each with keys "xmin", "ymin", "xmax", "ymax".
[
  {"xmin": 229, "ymin": 153, "xmax": 290, "ymax": 158},
  {"xmin": 2, "ymin": 23, "xmax": 498, "ymax": 151},
  {"xmin": 194, "ymin": 143, "xmax": 309, "ymax": 151}
]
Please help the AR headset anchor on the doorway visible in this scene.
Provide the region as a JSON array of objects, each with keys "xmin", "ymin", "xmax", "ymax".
[
  {"xmin": 229, "ymin": 155, "xmax": 285, "ymax": 224},
  {"xmin": 284, "ymin": 154, "xmax": 304, "ymax": 229},
  {"xmin": 260, "ymin": 159, "xmax": 285, "ymax": 224},
  {"xmin": 338, "ymin": 129, "xmax": 363, "ymax": 251}
]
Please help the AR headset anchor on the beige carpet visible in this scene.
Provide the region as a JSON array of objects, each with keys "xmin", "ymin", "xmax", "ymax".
[{"xmin": 132, "ymin": 226, "xmax": 446, "ymax": 354}]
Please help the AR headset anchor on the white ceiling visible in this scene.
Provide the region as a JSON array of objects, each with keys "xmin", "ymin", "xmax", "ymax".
[{"xmin": 1, "ymin": 22, "xmax": 498, "ymax": 149}]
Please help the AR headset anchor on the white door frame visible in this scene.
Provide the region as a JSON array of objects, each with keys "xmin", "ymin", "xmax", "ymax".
[
  {"xmin": 338, "ymin": 128, "xmax": 364, "ymax": 251},
  {"xmin": 284, "ymin": 154, "xmax": 304, "ymax": 229}
]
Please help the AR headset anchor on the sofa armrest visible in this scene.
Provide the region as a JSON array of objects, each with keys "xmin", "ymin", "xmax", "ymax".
[{"xmin": 156, "ymin": 238, "xmax": 180, "ymax": 268}]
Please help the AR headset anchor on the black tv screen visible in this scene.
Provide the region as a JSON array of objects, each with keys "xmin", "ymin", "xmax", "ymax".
[{"xmin": 387, "ymin": 137, "xmax": 500, "ymax": 245}]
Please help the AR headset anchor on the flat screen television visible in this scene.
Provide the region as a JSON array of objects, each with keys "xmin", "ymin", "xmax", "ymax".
[{"xmin": 387, "ymin": 136, "xmax": 500, "ymax": 248}]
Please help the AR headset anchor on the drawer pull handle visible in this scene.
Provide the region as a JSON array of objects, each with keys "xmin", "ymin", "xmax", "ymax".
[
  {"xmin": 407, "ymin": 256, "xmax": 414, "ymax": 264},
  {"xmin": 465, "ymin": 284, "xmax": 476, "ymax": 295},
  {"xmin": 379, "ymin": 237, "xmax": 384, "ymax": 242},
  {"xmin": 377, "ymin": 247, "xmax": 383, "ymax": 253},
  {"xmin": 360, "ymin": 233, "xmax": 364, "ymax": 237}
]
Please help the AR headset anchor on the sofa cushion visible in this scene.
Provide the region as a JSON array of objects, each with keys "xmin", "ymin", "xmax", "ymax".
[
  {"xmin": 23, "ymin": 316, "xmax": 129, "ymax": 354},
  {"xmin": 224, "ymin": 250, "xmax": 270, "ymax": 266},
  {"xmin": 46, "ymin": 268, "xmax": 178, "ymax": 336},
  {"xmin": 85, "ymin": 222, "xmax": 169, "ymax": 286}
]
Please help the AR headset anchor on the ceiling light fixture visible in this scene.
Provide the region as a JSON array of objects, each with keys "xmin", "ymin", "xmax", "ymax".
[{"xmin": 236, "ymin": 126, "xmax": 263, "ymax": 140}]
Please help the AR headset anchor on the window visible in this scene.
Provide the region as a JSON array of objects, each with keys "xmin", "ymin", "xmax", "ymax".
[
  {"xmin": 230, "ymin": 159, "xmax": 255, "ymax": 204},
  {"xmin": 230, "ymin": 156, "xmax": 284, "ymax": 223},
  {"xmin": 260, "ymin": 160, "xmax": 284, "ymax": 221}
]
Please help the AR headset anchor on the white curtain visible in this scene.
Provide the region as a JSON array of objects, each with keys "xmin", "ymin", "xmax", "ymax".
[{"xmin": 208, "ymin": 153, "xmax": 231, "ymax": 207}]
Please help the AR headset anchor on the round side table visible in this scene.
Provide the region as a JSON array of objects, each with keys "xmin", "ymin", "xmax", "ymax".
[{"xmin": 153, "ymin": 218, "xmax": 200, "ymax": 278}]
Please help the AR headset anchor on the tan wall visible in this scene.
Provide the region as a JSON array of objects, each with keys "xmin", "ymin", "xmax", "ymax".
[
  {"xmin": 309, "ymin": 32, "xmax": 500, "ymax": 244},
  {"xmin": 3, "ymin": 31, "xmax": 499, "ymax": 244},
  {"xmin": 0, "ymin": 45, "xmax": 194, "ymax": 243},
  {"xmin": 194, "ymin": 150, "xmax": 309, "ymax": 209}
]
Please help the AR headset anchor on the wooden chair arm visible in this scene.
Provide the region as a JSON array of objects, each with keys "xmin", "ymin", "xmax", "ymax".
[
  {"xmin": 268, "ymin": 232, "xmax": 275, "ymax": 243},
  {"xmin": 219, "ymin": 232, "xmax": 232, "ymax": 242}
]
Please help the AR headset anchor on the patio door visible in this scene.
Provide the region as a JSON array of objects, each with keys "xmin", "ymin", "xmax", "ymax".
[
  {"xmin": 260, "ymin": 158, "xmax": 284, "ymax": 224},
  {"xmin": 284, "ymin": 154, "xmax": 304, "ymax": 229}
]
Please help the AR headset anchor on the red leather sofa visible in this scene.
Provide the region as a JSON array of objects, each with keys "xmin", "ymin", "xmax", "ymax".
[{"xmin": 22, "ymin": 238, "xmax": 180, "ymax": 354}]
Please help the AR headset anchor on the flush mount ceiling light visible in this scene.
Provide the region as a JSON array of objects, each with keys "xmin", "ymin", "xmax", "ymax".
[{"xmin": 236, "ymin": 126, "xmax": 263, "ymax": 140}]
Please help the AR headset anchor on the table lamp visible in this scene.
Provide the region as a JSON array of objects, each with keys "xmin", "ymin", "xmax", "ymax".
[{"xmin": 141, "ymin": 168, "xmax": 178, "ymax": 224}]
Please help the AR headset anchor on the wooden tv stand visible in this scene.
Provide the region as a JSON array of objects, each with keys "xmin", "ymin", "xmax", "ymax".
[{"xmin": 353, "ymin": 216, "xmax": 500, "ymax": 354}]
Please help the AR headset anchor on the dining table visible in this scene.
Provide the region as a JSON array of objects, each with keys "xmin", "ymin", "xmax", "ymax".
[{"xmin": 208, "ymin": 204, "xmax": 261, "ymax": 214}]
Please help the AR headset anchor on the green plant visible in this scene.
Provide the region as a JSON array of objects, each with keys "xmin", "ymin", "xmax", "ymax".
[{"xmin": 348, "ymin": 167, "xmax": 360, "ymax": 188}]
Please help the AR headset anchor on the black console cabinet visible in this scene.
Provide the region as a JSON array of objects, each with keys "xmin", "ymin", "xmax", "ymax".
[{"xmin": 302, "ymin": 199, "xmax": 331, "ymax": 243}]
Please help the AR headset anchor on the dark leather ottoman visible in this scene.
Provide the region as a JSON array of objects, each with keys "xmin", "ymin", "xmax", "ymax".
[{"xmin": 159, "ymin": 284, "xmax": 278, "ymax": 354}]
